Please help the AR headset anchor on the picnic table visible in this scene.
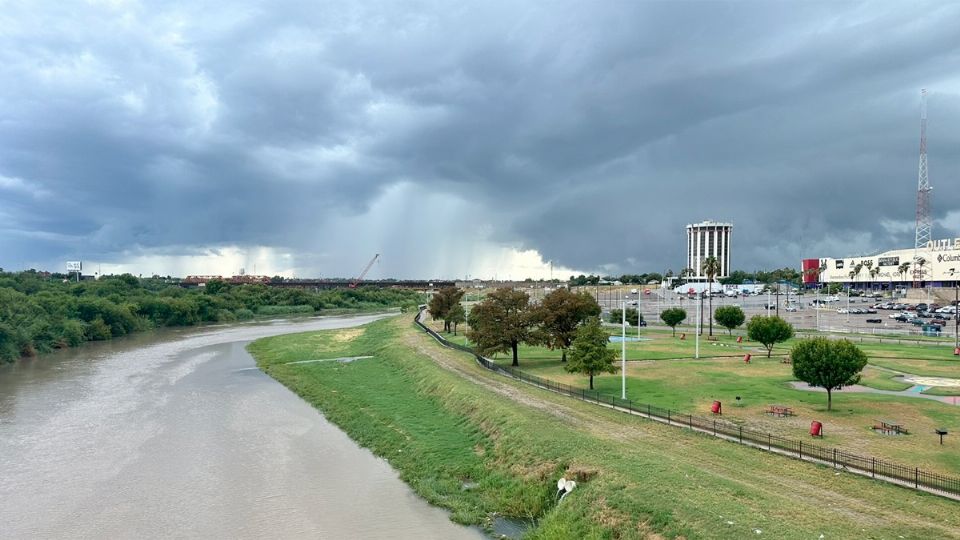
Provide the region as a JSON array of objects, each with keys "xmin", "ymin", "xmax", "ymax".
[
  {"xmin": 767, "ymin": 404, "xmax": 794, "ymax": 417},
  {"xmin": 874, "ymin": 419, "xmax": 909, "ymax": 435}
]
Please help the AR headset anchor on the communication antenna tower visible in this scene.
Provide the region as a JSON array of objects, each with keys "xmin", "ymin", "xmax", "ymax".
[{"xmin": 913, "ymin": 89, "xmax": 932, "ymax": 286}]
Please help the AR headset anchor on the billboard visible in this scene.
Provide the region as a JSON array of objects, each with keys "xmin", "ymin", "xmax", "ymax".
[{"xmin": 66, "ymin": 261, "xmax": 82, "ymax": 272}]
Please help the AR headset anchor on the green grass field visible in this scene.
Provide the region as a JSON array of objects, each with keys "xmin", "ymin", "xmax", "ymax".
[
  {"xmin": 923, "ymin": 387, "xmax": 960, "ymax": 397},
  {"xmin": 250, "ymin": 317, "xmax": 960, "ymax": 539},
  {"xmin": 426, "ymin": 319, "xmax": 960, "ymax": 477}
]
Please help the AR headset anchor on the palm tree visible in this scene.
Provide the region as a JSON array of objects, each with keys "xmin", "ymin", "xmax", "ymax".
[
  {"xmin": 701, "ymin": 256, "xmax": 721, "ymax": 337},
  {"xmin": 898, "ymin": 262, "xmax": 911, "ymax": 283},
  {"xmin": 870, "ymin": 266, "xmax": 880, "ymax": 283},
  {"xmin": 914, "ymin": 257, "xmax": 927, "ymax": 288}
]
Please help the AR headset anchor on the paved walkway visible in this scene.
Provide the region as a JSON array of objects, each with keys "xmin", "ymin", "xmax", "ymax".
[{"xmin": 788, "ymin": 381, "xmax": 960, "ymax": 405}]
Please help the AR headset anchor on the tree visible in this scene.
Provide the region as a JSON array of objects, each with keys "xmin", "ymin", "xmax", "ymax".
[
  {"xmin": 428, "ymin": 286, "xmax": 464, "ymax": 332},
  {"xmin": 607, "ymin": 308, "xmax": 641, "ymax": 327},
  {"xmin": 701, "ymin": 256, "xmax": 721, "ymax": 336},
  {"xmin": 791, "ymin": 337, "xmax": 867, "ymax": 410},
  {"xmin": 660, "ymin": 308, "xmax": 686, "ymax": 336},
  {"xmin": 565, "ymin": 317, "xmax": 618, "ymax": 389},
  {"xmin": 447, "ymin": 303, "xmax": 466, "ymax": 336},
  {"xmin": 713, "ymin": 305, "xmax": 745, "ymax": 335},
  {"xmin": 531, "ymin": 289, "xmax": 600, "ymax": 362},
  {"xmin": 898, "ymin": 262, "xmax": 911, "ymax": 283},
  {"xmin": 914, "ymin": 257, "xmax": 927, "ymax": 286},
  {"xmin": 746, "ymin": 315, "xmax": 794, "ymax": 357},
  {"xmin": 466, "ymin": 288, "xmax": 534, "ymax": 366}
]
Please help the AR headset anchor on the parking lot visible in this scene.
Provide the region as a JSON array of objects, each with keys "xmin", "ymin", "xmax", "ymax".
[{"xmin": 572, "ymin": 286, "xmax": 959, "ymax": 338}]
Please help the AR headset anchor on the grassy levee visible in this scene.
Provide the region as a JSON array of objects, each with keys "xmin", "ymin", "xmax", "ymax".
[{"xmin": 250, "ymin": 317, "xmax": 960, "ymax": 539}]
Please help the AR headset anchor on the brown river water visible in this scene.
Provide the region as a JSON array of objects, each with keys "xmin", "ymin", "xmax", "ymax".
[{"xmin": 0, "ymin": 314, "xmax": 484, "ymax": 539}]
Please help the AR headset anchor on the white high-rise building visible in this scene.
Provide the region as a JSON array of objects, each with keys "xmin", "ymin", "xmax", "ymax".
[{"xmin": 686, "ymin": 221, "xmax": 732, "ymax": 280}]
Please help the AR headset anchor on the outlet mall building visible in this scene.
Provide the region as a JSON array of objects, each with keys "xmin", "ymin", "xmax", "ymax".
[{"xmin": 803, "ymin": 237, "xmax": 960, "ymax": 289}]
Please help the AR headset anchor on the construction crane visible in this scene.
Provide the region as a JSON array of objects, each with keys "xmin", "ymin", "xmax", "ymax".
[{"xmin": 349, "ymin": 253, "xmax": 380, "ymax": 288}]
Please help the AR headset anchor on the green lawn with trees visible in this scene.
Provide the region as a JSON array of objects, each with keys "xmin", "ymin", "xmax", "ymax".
[
  {"xmin": 422, "ymin": 286, "xmax": 960, "ymax": 478},
  {"xmin": 0, "ymin": 269, "xmax": 424, "ymax": 363},
  {"xmin": 250, "ymin": 316, "xmax": 960, "ymax": 538}
]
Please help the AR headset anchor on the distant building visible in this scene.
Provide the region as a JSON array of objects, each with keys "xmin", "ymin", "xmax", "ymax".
[
  {"xmin": 686, "ymin": 220, "xmax": 732, "ymax": 280},
  {"xmin": 803, "ymin": 236, "xmax": 960, "ymax": 289}
]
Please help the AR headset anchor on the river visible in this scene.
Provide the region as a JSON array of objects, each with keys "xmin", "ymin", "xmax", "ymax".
[{"xmin": 0, "ymin": 314, "xmax": 484, "ymax": 539}]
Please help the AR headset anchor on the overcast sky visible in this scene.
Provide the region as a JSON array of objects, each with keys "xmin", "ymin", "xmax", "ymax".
[{"xmin": 2, "ymin": 1, "xmax": 959, "ymax": 279}]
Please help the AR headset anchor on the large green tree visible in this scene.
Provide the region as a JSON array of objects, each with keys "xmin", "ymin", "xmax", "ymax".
[
  {"xmin": 466, "ymin": 288, "xmax": 534, "ymax": 366},
  {"xmin": 608, "ymin": 308, "xmax": 641, "ymax": 327},
  {"xmin": 701, "ymin": 256, "xmax": 722, "ymax": 336},
  {"xmin": 428, "ymin": 286, "xmax": 465, "ymax": 332},
  {"xmin": 447, "ymin": 303, "xmax": 466, "ymax": 336},
  {"xmin": 713, "ymin": 305, "xmax": 745, "ymax": 335},
  {"xmin": 565, "ymin": 317, "xmax": 618, "ymax": 389},
  {"xmin": 660, "ymin": 308, "xmax": 686, "ymax": 336},
  {"xmin": 531, "ymin": 288, "xmax": 600, "ymax": 362},
  {"xmin": 746, "ymin": 315, "xmax": 794, "ymax": 357},
  {"xmin": 791, "ymin": 337, "xmax": 867, "ymax": 410}
]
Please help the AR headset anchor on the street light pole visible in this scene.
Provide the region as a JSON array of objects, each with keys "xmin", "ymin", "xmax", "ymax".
[
  {"xmin": 695, "ymin": 293, "xmax": 701, "ymax": 359},
  {"xmin": 776, "ymin": 281, "xmax": 780, "ymax": 318},
  {"xmin": 816, "ymin": 285, "xmax": 820, "ymax": 332},
  {"xmin": 621, "ymin": 301, "xmax": 627, "ymax": 400}
]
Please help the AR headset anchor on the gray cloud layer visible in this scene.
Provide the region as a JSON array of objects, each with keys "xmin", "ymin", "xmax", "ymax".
[{"xmin": 1, "ymin": 1, "xmax": 959, "ymax": 277}]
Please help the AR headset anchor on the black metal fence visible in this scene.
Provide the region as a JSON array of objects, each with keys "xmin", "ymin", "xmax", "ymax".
[{"xmin": 414, "ymin": 310, "xmax": 960, "ymax": 499}]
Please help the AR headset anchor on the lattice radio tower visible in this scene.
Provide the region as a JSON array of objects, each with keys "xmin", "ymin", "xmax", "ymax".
[{"xmin": 913, "ymin": 89, "xmax": 932, "ymax": 286}]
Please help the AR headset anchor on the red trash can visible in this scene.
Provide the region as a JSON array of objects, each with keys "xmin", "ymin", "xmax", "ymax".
[
  {"xmin": 810, "ymin": 421, "xmax": 823, "ymax": 437},
  {"xmin": 736, "ymin": 336, "xmax": 743, "ymax": 343},
  {"xmin": 711, "ymin": 401, "xmax": 722, "ymax": 415},
  {"xmin": 743, "ymin": 354, "xmax": 751, "ymax": 363}
]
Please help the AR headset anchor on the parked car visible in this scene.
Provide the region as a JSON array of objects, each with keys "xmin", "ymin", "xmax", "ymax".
[
  {"xmin": 865, "ymin": 308, "xmax": 877, "ymax": 314},
  {"xmin": 638, "ymin": 320, "xmax": 648, "ymax": 327},
  {"xmin": 837, "ymin": 308, "xmax": 849, "ymax": 314},
  {"xmin": 785, "ymin": 306, "xmax": 798, "ymax": 312},
  {"xmin": 866, "ymin": 318, "xmax": 882, "ymax": 324},
  {"xmin": 931, "ymin": 318, "xmax": 948, "ymax": 326}
]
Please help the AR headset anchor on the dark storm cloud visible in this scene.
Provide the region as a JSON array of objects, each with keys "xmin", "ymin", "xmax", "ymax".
[{"xmin": 2, "ymin": 1, "xmax": 960, "ymax": 276}]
